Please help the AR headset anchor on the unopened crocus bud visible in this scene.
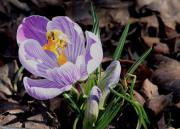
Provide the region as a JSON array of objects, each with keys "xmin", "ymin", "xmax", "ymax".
[
  {"xmin": 98, "ymin": 61, "xmax": 121, "ymax": 109},
  {"xmin": 83, "ymin": 86, "xmax": 102, "ymax": 129}
]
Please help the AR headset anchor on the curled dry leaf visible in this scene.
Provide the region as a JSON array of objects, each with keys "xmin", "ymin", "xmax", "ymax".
[
  {"xmin": 0, "ymin": 101, "xmax": 24, "ymax": 114},
  {"xmin": 0, "ymin": 114, "xmax": 22, "ymax": 128},
  {"xmin": 136, "ymin": 0, "xmax": 180, "ymax": 29},
  {"xmin": 139, "ymin": 15, "xmax": 159, "ymax": 35},
  {"xmin": 165, "ymin": 26, "xmax": 180, "ymax": 39},
  {"xmin": 107, "ymin": 8, "xmax": 129, "ymax": 25},
  {"xmin": 25, "ymin": 114, "xmax": 56, "ymax": 129},
  {"xmin": 139, "ymin": 15, "xmax": 158, "ymax": 26},
  {"xmin": 0, "ymin": 61, "xmax": 19, "ymax": 96},
  {"xmin": 131, "ymin": 15, "xmax": 158, "ymax": 28},
  {"xmin": 157, "ymin": 114, "xmax": 166, "ymax": 129},
  {"xmin": 7, "ymin": 0, "xmax": 30, "ymax": 11},
  {"xmin": 133, "ymin": 90, "xmax": 145, "ymax": 105},
  {"xmin": 136, "ymin": 0, "xmax": 155, "ymax": 9},
  {"xmin": 175, "ymin": 101, "xmax": 180, "ymax": 109},
  {"xmin": 145, "ymin": 93, "xmax": 173, "ymax": 116},
  {"xmin": 141, "ymin": 79, "xmax": 159, "ymax": 100},
  {"xmin": 167, "ymin": 127, "xmax": 175, "ymax": 129},
  {"xmin": 31, "ymin": 0, "xmax": 63, "ymax": 8},
  {"xmin": 174, "ymin": 36, "xmax": 180, "ymax": 54},
  {"xmin": 151, "ymin": 55, "xmax": 180, "ymax": 102},
  {"xmin": 66, "ymin": 1, "xmax": 130, "ymax": 27},
  {"xmin": 0, "ymin": 84, "xmax": 12, "ymax": 96},
  {"xmin": 49, "ymin": 97, "xmax": 62, "ymax": 111},
  {"xmin": 142, "ymin": 36, "xmax": 170, "ymax": 54},
  {"xmin": 93, "ymin": 0, "xmax": 133, "ymax": 8}
]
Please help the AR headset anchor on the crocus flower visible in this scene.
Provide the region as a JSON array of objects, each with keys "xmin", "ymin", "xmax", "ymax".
[
  {"xmin": 17, "ymin": 15, "xmax": 103, "ymax": 100},
  {"xmin": 83, "ymin": 86, "xmax": 102, "ymax": 129},
  {"xmin": 98, "ymin": 61, "xmax": 121, "ymax": 109}
]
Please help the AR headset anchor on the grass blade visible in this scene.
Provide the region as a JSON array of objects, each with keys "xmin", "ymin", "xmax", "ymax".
[
  {"xmin": 113, "ymin": 23, "xmax": 130, "ymax": 60},
  {"xmin": 90, "ymin": 2, "xmax": 101, "ymax": 80},
  {"xmin": 126, "ymin": 47, "xmax": 153, "ymax": 76},
  {"xmin": 95, "ymin": 97, "xmax": 122, "ymax": 129},
  {"xmin": 90, "ymin": 2, "xmax": 100, "ymax": 37}
]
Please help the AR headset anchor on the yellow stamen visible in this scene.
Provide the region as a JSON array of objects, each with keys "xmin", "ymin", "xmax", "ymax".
[
  {"xmin": 42, "ymin": 30, "xmax": 68, "ymax": 65},
  {"xmin": 58, "ymin": 52, "xmax": 67, "ymax": 65}
]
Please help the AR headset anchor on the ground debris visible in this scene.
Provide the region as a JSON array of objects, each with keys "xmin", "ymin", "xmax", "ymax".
[{"xmin": 151, "ymin": 55, "xmax": 180, "ymax": 102}]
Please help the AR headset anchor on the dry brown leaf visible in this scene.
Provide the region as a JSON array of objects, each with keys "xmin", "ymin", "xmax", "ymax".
[
  {"xmin": 0, "ymin": 114, "xmax": 22, "ymax": 128},
  {"xmin": 93, "ymin": 0, "xmax": 133, "ymax": 8},
  {"xmin": 136, "ymin": 0, "xmax": 155, "ymax": 9},
  {"xmin": 0, "ymin": 85, "xmax": 12, "ymax": 96},
  {"xmin": 49, "ymin": 97, "xmax": 62, "ymax": 111},
  {"xmin": 133, "ymin": 90, "xmax": 145, "ymax": 105},
  {"xmin": 139, "ymin": 15, "xmax": 159, "ymax": 29},
  {"xmin": 165, "ymin": 26, "xmax": 180, "ymax": 39},
  {"xmin": 167, "ymin": 127, "xmax": 175, "ymax": 129},
  {"xmin": 25, "ymin": 114, "xmax": 55, "ymax": 129},
  {"xmin": 66, "ymin": 1, "xmax": 130, "ymax": 27},
  {"xmin": 0, "ymin": 61, "xmax": 18, "ymax": 96},
  {"xmin": 137, "ymin": 0, "xmax": 180, "ymax": 29},
  {"xmin": 157, "ymin": 114, "xmax": 166, "ymax": 129},
  {"xmin": 31, "ymin": 0, "xmax": 63, "ymax": 8},
  {"xmin": 175, "ymin": 101, "xmax": 180, "ymax": 108},
  {"xmin": 7, "ymin": 0, "xmax": 30, "ymax": 11},
  {"xmin": 145, "ymin": 93, "xmax": 173, "ymax": 116},
  {"xmin": 151, "ymin": 55, "xmax": 180, "ymax": 102},
  {"xmin": 0, "ymin": 101, "xmax": 24, "ymax": 114},
  {"xmin": 174, "ymin": 36, "xmax": 180, "ymax": 54},
  {"xmin": 107, "ymin": 8, "xmax": 129, "ymax": 25},
  {"xmin": 142, "ymin": 36, "xmax": 170, "ymax": 54},
  {"xmin": 141, "ymin": 79, "xmax": 159, "ymax": 100}
]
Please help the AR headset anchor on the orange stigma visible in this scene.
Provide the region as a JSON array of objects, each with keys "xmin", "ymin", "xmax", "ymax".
[{"xmin": 42, "ymin": 30, "xmax": 69, "ymax": 65}]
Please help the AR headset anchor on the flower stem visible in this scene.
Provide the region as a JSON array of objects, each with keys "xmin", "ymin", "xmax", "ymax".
[
  {"xmin": 71, "ymin": 85, "xmax": 79, "ymax": 96},
  {"xmin": 109, "ymin": 87, "xmax": 132, "ymax": 102},
  {"xmin": 63, "ymin": 93, "xmax": 80, "ymax": 113},
  {"xmin": 73, "ymin": 115, "xmax": 80, "ymax": 129},
  {"xmin": 13, "ymin": 66, "xmax": 24, "ymax": 92},
  {"xmin": 109, "ymin": 87, "xmax": 149, "ymax": 129}
]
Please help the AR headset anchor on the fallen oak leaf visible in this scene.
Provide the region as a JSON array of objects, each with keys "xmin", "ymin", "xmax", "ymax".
[
  {"xmin": 167, "ymin": 127, "xmax": 175, "ymax": 129},
  {"xmin": 0, "ymin": 114, "xmax": 22, "ymax": 128},
  {"xmin": 133, "ymin": 90, "xmax": 145, "ymax": 106},
  {"xmin": 165, "ymin": 26, "xmax": 180, "ymax": 39},
  {"xmin": 145, "ymin": 93, "xmax": 173, "ymax": 116},
  {"xmin": 136, "ymin": 0, "xmax": 180, "ymax": 29},
  {"xmin": 151, "ymin": 54, "xmax": 180, "ymax": 102},
  {"xmin": 0, "ymin": 100, "xmax": 25, "ymax": 114},
  {"xmin": 142, "ymin": 36, "xmax": 170, "ymax": 54},
  {"xmin": 140, "ymin": 79, "xmax": 159, "ymax": 100}
]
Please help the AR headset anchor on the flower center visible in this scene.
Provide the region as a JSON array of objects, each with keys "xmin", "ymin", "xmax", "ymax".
[{"xmin": 42, "ymin": 30, "xmax": 69, "ymax": 65}]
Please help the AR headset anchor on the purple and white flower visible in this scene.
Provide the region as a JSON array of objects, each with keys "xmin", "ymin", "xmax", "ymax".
[{"xmin": 17, "ymin": 15, "xmax": 103, "ymax": 100}]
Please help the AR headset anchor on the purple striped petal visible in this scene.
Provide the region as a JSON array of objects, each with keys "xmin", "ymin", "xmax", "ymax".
[
  {"xmin": 19, "ymin": 39, "xmax": 58, "ymax": 78},
  {"xmin": 47, "ymin": 62, "xmax": 81, "ymax": 86},
  {"xmin": 47, "ymin": 16, "xmax": 85, "ymax": 63},
  {"xmin": 89, "ymin": 86, "xmax": 102, "ymax": 102},
  {"xmin": 17, "ymin": 15, "xmax": 49, "ymax": 45},
  {"xmin": 75, "ymin": 55, "xmax": 88, "ymax": 80},
  {"xmin": 85, "ymin": 31, "xmax": 103, "ymax": 74},
  {"xmin": 24, "ymin": 77, "xmax": 72, "ymax": 100}
]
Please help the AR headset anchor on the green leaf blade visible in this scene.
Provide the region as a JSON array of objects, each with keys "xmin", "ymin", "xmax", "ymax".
[
  {"xmin": 127, "ymin": 47, "xmax": 153, "ymax": 75},
  {"xmin": 113, "ymin": 23, "xmax": 130, "ymax": 61}
]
